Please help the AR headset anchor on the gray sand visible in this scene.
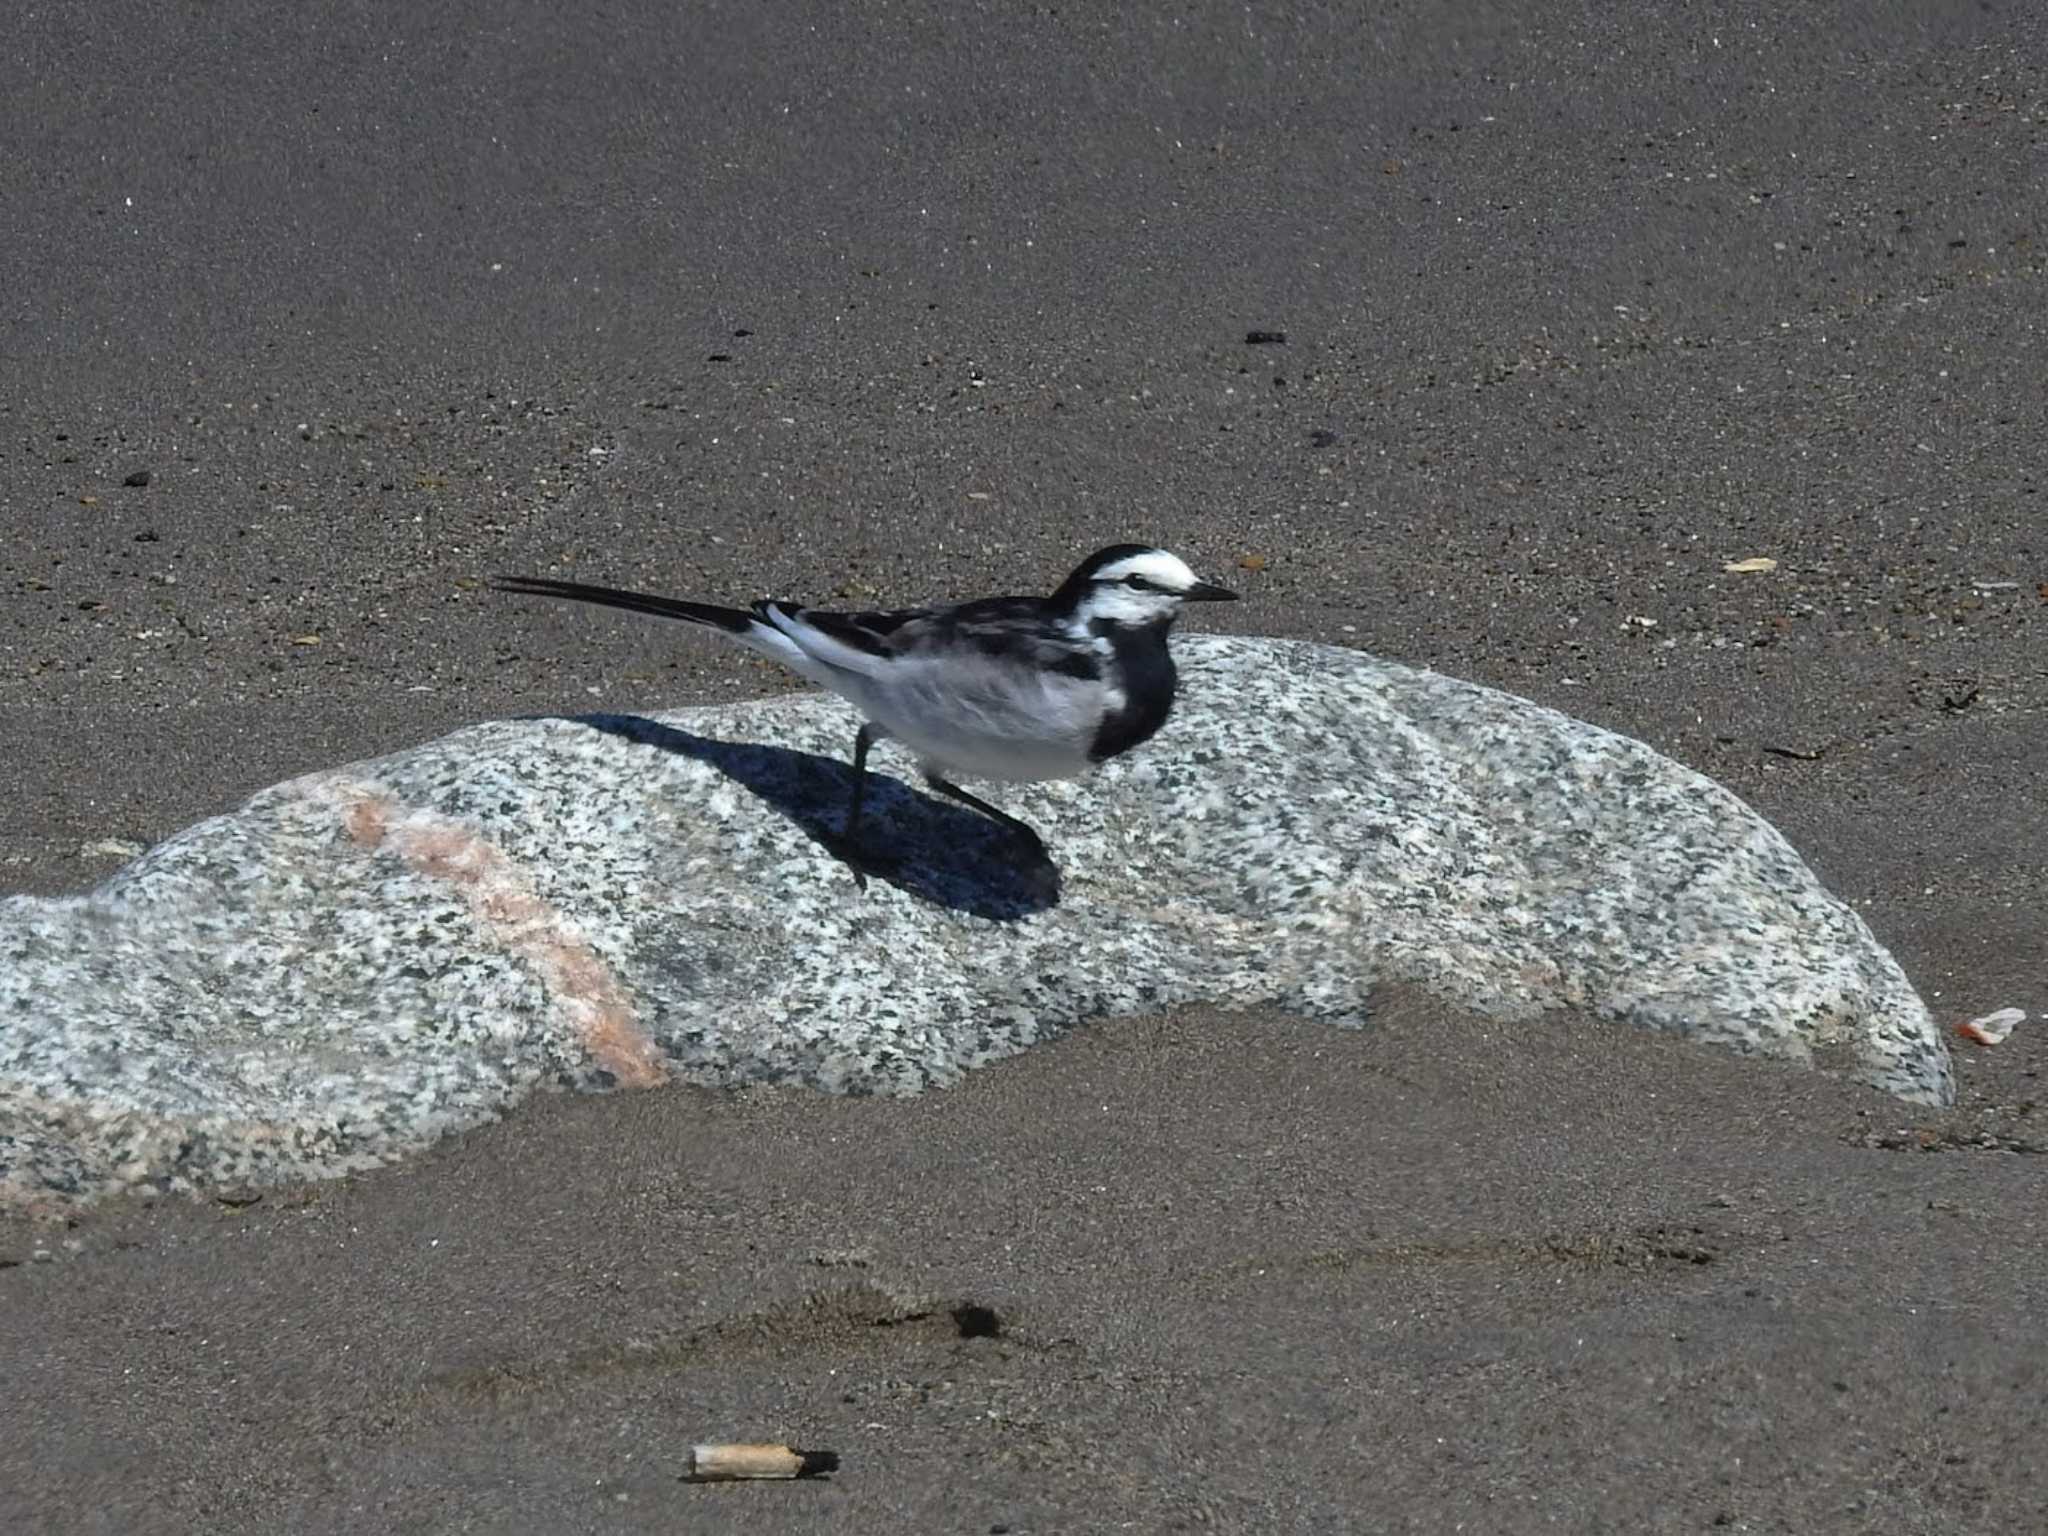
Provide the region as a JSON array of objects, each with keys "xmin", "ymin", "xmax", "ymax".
[{"xmin": 3, "ymin": 2, "xmax": 2043, "ymax": 1530}]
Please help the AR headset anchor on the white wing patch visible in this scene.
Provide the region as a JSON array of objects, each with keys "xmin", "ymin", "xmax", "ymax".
[{"xmin": 759, "ymin": 605, "xmax": 899, "ymax": 679}]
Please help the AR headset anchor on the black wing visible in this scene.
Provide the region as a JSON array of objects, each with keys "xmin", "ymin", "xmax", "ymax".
[{"xmin": 769, "ymin": 596, "xmax": 1105, "ymax": 681}]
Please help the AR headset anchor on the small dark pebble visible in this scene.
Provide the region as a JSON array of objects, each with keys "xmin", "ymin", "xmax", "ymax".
[
  {"xmin": 952, "ymin": 1302, "xmax": 1003, "ymax": 1339},
  {"xmin": 706, "ymin": 353, "xmax": 733, "ymax": 363},
  {"xmin": 1308, "ymin": 429, "xmax": 1339, "ymax": 448},
  {"xmin": 123, "ymin": 469, "xmax": 151, "ymax": 488},
  {"xmin": 732, "ymin": 327, "xmax": 753, "ymax": 337},
  {"xmin": 1245, "ymin": 329, "xmax": 1287, "ymax": 345},
  {"xmin": 134, "ymin": 528, "xmax": 159, "ymax": 543}
]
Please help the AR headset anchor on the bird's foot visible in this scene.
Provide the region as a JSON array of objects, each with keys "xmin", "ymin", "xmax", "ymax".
[
  {"xmin": 981, "ymin": 822, "xmax": 1057, "ymax": 902},
  {"xmin": 821, "ymin": 828, "xmax": 899, "ymax": 891},
  {"xmin": 996, "ymin": 820, "xmax": 1050, "ymax": 862}
]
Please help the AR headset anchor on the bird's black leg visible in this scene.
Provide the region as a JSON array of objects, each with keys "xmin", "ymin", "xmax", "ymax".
[
  {"xmin": 823, "ymin": 723, "xmax": 888, "ymax": 890},
  {"xmin": 924, "ymin": 773, "xmax": 1045, "ymax": 850},
  {"xmin": 845, "ymin": 722, "xmax": 879, "ymax": 845}
]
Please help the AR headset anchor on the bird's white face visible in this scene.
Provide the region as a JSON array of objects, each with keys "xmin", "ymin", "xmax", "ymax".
[{"xmin": 1073, "ymin": 548, "xmax": 1235, "ymax": 627}]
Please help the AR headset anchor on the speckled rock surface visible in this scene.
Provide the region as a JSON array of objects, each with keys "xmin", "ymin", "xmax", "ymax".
[{"xmin": 0, "ymin": 636, "xmax": 1951, "ymax": 1212}]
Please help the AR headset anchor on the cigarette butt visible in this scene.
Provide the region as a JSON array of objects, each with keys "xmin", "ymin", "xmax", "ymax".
[{"xmin": 685, "ymin": 1443, "xmax": 840, "ymax": 1482}]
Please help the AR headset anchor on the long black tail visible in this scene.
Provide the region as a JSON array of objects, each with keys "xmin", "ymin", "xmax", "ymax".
[{"xmin": 491, "ymin": 575, "xmax": 757, "ymax": 634}]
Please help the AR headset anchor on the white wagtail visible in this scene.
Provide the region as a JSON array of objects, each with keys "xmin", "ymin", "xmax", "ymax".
[{"xmin": 494, "ymin": 544, "xmax": 1237, "ymax": 854}]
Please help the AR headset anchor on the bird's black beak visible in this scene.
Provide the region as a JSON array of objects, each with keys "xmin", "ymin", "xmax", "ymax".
[{"xmin": 1183, "ymin": 581, "xmax": 1238, "ymax": 602}]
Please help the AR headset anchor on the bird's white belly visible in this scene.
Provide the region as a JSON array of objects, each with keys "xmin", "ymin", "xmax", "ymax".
[
  {"xmin": 895, "ymin": 727, "xmax": 1094, "ymax": 783},
  {"xmin": 832, "ymin": 668, "xmax": 1102, "ymax": 784}
]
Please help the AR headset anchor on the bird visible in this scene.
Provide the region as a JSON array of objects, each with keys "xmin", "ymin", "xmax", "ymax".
[{"xmin": 492, "ymin": 544, "xmax": 1238, "ymax": 861}]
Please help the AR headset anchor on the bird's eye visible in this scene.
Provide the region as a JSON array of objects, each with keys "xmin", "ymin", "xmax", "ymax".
[{"xmin": 1123, "ymin": 574, "xmax": 1151, "ymax": 590}]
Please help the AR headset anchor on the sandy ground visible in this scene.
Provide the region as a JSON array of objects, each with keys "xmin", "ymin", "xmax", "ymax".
[{"xmin": 3, "ymin": 2, "xmax": 2044, "ymax": 1530}]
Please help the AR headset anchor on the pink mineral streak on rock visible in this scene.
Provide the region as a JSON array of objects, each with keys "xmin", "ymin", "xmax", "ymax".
[{"xmin": 325, "ymin": 779, "xmax": 668, "ymax": 1090}]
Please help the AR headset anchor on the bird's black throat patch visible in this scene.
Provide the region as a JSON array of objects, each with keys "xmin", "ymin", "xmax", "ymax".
[{"xmin": 1088, "ymin": 618, "xmax": 1178, "ymax": 762}]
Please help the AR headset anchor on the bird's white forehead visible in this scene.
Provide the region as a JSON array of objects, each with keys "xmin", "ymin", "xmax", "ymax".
[{"xmin": 1090, "ymin": 548, "xmax": 1199, "ymax": 589}]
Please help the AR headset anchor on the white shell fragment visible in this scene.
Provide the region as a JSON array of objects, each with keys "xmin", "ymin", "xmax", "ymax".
[
  {"xmin": 0, "ymin": 635, "xmax": 1954, "ymax": 1213},
  {"xmin": 1955, "ymin": 1007, "xmax": 2025, "ymax": 1047}
]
